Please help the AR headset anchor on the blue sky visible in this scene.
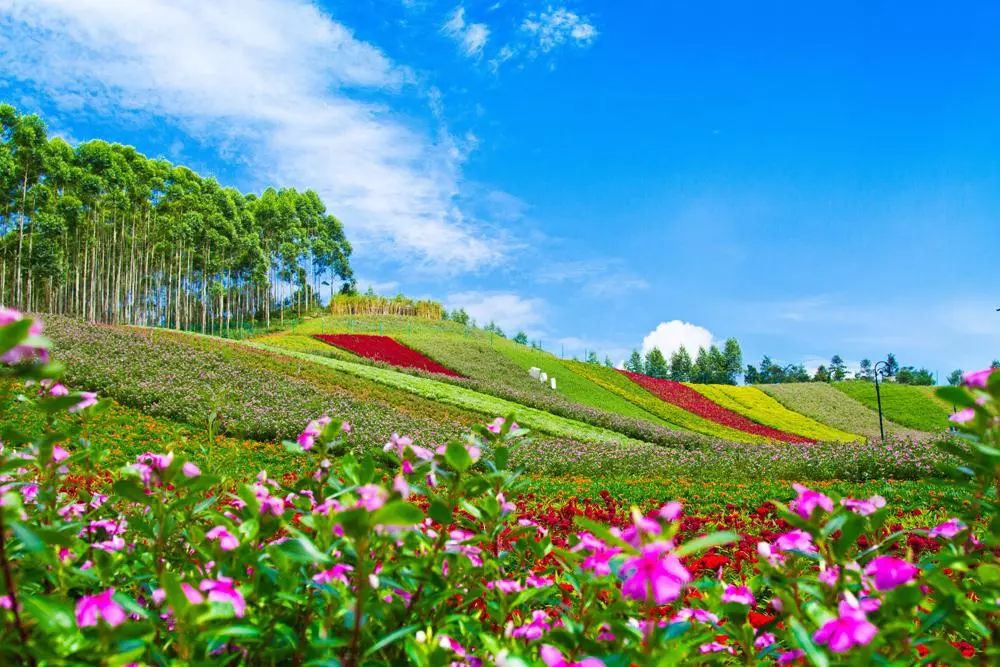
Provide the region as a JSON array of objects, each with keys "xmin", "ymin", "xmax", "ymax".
[{"xmin": 2, "ymin": 0, "xmax": 998, "ymax": 378}]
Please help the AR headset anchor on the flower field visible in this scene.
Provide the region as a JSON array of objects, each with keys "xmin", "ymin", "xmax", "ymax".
[
  {"xmin": 313, "ymin": 333, "xmax": 464, "ymax": 377},
  {"xmin": 568, "ymin": 361, "xmax": 771, "ymax": 443},
  {"xmin": 621, "ymin": 371, "xmax": 814, "ymax": 443},
  {"xmin": 690, "ymin": 384, "xmax": 862, "ymax": 443},
  {"xmin": 833, "ymin": 381, "xmax": 951, "ymax": 432},
  {"xmin": 0, "ymin": 312, "xmax": 996, "ymax": 665}
]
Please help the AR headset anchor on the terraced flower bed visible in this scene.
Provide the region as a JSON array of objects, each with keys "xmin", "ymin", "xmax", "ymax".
[
  {"xmin": 620, "ymin": 371, "xmax": 814, "ymax": 443},
  {"xmin": 313, "ymin": 333, "xmax": 463, "ymax": 377}
]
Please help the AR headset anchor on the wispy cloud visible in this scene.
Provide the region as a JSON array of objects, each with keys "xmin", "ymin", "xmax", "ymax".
[
  {"xmin": 0, "ymin": 0, "xmax": 503, "ymax": 273},
  {"xmin": 491, "ymin": 4, "xmax": 598, "ymax": 70},
  {"xmin": 443, "ymin": 6, "xmax": 490, "ymax": 58},
  {"xmin": 536, "ymin": 259, "xmax": 648, "ymax": 297}
]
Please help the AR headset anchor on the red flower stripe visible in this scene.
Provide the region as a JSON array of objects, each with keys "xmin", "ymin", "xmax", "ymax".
[
  {"xmin": 619, "ymin": 371, "xmax": 813, "ymax": 443},
  {"xmin": 313, "ymin": 334, "xmax": 464, "ymax": 378}
]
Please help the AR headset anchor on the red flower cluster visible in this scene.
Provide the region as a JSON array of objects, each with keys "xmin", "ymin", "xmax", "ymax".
[
  {"xmin": 619, "ymin": 371, "xmax": 813, "ymax": 443},
  {"xmin": 313, "ymin": 334, "xmax": 464, "ymax": 377}
]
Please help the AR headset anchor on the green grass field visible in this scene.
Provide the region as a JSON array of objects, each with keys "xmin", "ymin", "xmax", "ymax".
[{"xmin": 832, "ymin": 380, "xmax": 951, "ymax": 432}]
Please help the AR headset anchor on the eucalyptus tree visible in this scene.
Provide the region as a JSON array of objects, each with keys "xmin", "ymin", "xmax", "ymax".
[{"xmin": 0, "ymin": 104, "xmax": 354, "ymax": 329}]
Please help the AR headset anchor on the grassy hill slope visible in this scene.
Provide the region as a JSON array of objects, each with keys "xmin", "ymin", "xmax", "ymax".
[
  {"xmin": 689, "ymin": 384, "xmax": 862, "ymax": 442},
  {"xmin": 832, "ymin": 381, "xmax": 950, "ymax": 432},
  {"xmin": 758, "ymin": 382, "xmax": 930, "ymax": 439}
]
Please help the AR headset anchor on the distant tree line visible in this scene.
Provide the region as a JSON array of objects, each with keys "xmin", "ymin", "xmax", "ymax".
[
  {"xmin": 746, "ymin": 352, "xmax": 944, "ymax": 386},
  {"xmin": 0, "ymin": 105, "xmax": 353, "ymax": 332},
  {"xmin": 620, "ymin": 339, "xmax": 744, "ymax": 384}
]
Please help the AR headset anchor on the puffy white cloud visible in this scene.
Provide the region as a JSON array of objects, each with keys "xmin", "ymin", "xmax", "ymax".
[
  {"xmin": 641, "ymin": 320, "xmax": 714, "ymax": 358},
  {"xmin": 443, "ymin": 6, "xmax": 490, "ymax": 58},
  {"xmin": 0, "ymin": 0, "xmax": 501, "ymax": 272},
  {"xmin": 446, "ymin": 291, "xmax": 546, "ymax": 336}
]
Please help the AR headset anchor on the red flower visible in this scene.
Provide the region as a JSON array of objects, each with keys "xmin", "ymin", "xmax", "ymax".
[
  {"xmin": 748, "ymin": 611, "xmax": 775, "ymax": 629},
  {"xmin": 313, "ymin": 334, "xmax": 463, "ymax": 377},
  {"xmin": 618, "ymin": 371, "xmax": 813, "ymax": 443}
]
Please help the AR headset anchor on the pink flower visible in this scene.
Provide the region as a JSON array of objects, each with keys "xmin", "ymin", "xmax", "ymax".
[
  {"xmin": 199, "ymin": 577, "xmax": 246, "ymax": 617},
  {"xmin": 841, "ymin": 496, "xmax": 886, "ymax": 516},
  {"xmin": 819, "ymin": 565, "xmax": 841, "ymax": 587},
  {"xmin": 43, "ymin": 381, "xmax": 69, "ymax": 397},
  {"xmin": 487, "ymin": 417, "xmax": 506, "ymax": 433},
  {"xmin": 755, "ymin": 632, "xmax": 776, "ymax": 649},
  {"xmin": 620, "ymin": 541, "xmax": 690, "ymax": 604},
  {"xmin": 699, "ymin": 641, "xmax": 734, "ymax": 654},
  {"xmin": 863, "ymin": 556, "xmax": 919, "ymax": 591},
  {"xmin": 721, "ymin": 584, "xmax": 755, "ymax": 606},
  {"xmin": 671, "ymin": 608, "xmax": 719, "ymax": 624},
  {"xmin": 52, "ymin": 446, "xmax": 70, "ymax": 463},
  {"xmin": 76, "ymin": 588, "xmax": 126, "ymax": 628},
  {"xmin": 0, "ymin": 309, "xmax": 48, "ymax": 364},
  {"xmin": 487, "ymin": 579, "xmax": 522, "ymax": 594},
  {"xmin": 356, "ymin": 484, "xmax": 388, "ymax": 511},
  {"xmin": 509, "ymin": 609, "xmax": 552, "ymax": 640},
  {"xmin": 658, "ymin": 501, "xmax": 683, "ymax": 521},
  {"xmin": 206, "ymin": 526, "xmax": 239, "ymax": 551},
  {"xmin": 777, "ymin": 649, "xmax": 805, "ymax": 663},
  {"xmin": 69, "ymin": 392, "xmax": 98, "ymax": 413},
  {"xmin": 791, "ymin": 484, "xmax": 833, "ymax": 519},
  {"xmin": 929, "ymin": 518, "xmax": 966, "ymax": 539},
  {"xmin": 392, "ymin": 474, "xmax": 410, "ymax": 498},
  {"xmin": 540, "ymin": 644, "xmax": 604, "ymax": 667},
  {"xmin": 573, "ymin": 533, "xmax": 621, "ymax": 576},
  {"xmin": 774, "ymin": 529, "xmax": 816, "ymax": 553},
  {"xmin": 21, "ymin": 483, "xmax": 38, "ymax": 503},
  {"xmin": 313, "ymin": 563, "xmax": 353, "ymax": 585},
  {"xmin": 757, "ymin": 541, "xmax": 785, "ymax": 566},
  {"xmin": 526, "ymin": 574, "xmax": 553, "ymax": 588},
  {"xmin": 497, "ymin": 492, "xmax": 516, "ymax": 515},
  {"xmin": 181, "ymin": 462, "xmax": 201, "ymax": 478},
  {"xmin": 813, "ymin": 598, "xmax": 878, "ymax": 652},
  {"xmin": 298, "ymin": 416, "xmax": 331, "ymax": 451},
  {"xmin": 341, "ymin": 421, "xmax": 351, "ymax": 434},
  {"xmin": 962, "ymin": 367, "xmax": 995, "ymax": 388},
  {"xmin": 949, "ymin": 408, "xmax": 975, "ymax": 424}
]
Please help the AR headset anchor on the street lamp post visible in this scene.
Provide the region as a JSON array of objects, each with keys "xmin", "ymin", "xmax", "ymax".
[{"xmin": 873, "ymin": 360, "xmax": 890, "ymax": 443}]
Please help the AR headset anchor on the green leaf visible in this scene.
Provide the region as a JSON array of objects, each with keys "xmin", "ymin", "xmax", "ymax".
[
  {"xmin": 444, "ymin": 441, "xmax": 473, "ymax": 472},
  {"xmin": 832, "ymin": 514, "xmax": 866, "ymax": 560},
  {"xmin": 494, "ymin": 445, "xmax": 510, "ymax": 470},
  {"xmin": 788, "ymin": 617, "xmax": 829, "ymax": 667},
  {"xmin": 673, "ymin": 531, "xmax": 739, "ymax": 557},
  {"xmin": 112, "ymin": 479, "xmax": 154, "ymax": 506},
  {"xmin": 10, "ymin": 521, "xmax": 45, "ymax": 553},
  {"xmin": 274, "ymin": 535, "xmax": 331, "ymax": 564},
  {"xmin": 372, "ymin": 500, "xmax": 423, "ymax": 527},
  {"xmin": 935, "ymin": 386, "xmax": 976, "ymax": 408},
  {"xmin": 364, "ymin": 624, "xmax": 419, "ymax": 656},
  {"xmin": 428, "ymin": 499, "xmax": 452, "ymax": 525},
  {"xmin": 0, "ymin": 319, "xmax": 33, "ymax": 357}
]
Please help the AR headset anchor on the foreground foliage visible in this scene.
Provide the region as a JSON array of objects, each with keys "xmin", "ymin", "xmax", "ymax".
[{"xmin": 1, "ymin": 312, "xmax": 997, "ymax": 665}]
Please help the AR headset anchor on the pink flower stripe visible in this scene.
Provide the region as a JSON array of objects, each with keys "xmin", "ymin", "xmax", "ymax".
[
  {"xmin": 619, "ymin": 371, "xmax": 814, "ymax": 443},
  {"xmin": 313, "ymin": 334, "xmax": 464, "ymax": 378}
]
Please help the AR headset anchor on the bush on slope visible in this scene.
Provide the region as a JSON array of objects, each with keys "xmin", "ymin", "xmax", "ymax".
[
  {"xmin": 690, "ymin": 384, "xmax": 862, "ymax": 442},
  {"xmin": 758, "ymin": 382, "xmax": 927, "ymax": 439},
  {"xmin": 833, "ymin": 381, "xmax": 950, "ymax": 432}
]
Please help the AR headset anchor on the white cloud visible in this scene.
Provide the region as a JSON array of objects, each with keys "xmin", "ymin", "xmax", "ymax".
[
  {"xmin": 641, "ymin": 320, "xmax": 714, "ymax": 358},
  {"xmin": 0, "ymin": 0, "xmax": 501, "ymax": 272},
  {"xmin": 443, "ymin": 6, "xmax": 490, "ymax": 58},
  {"xmin": 490, "ymin": 5, "xmax": 598, "ymax": 71},
  {"xmin": 446, "ymin": 291, "xmax": 546, "ymax": 336},
  {"xmin": 521, "ymin": 6, "xmax": 598, "ymax": 53},
  {"xmin": 354, "ymin": 276, "xmax": 401, "ymax": 295}
]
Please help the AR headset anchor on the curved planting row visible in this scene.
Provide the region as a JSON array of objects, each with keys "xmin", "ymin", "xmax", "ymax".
[
  {"xmin": 619, "ymin": 371, "xmax": 814, "ymax": 443},
  {"xmin": 313, "ymin": 334, "xmax": 463, "ymax": 378},
  {"xmin": 690, "ymin": 383, "xmax": 862, "ymax": 443}
]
